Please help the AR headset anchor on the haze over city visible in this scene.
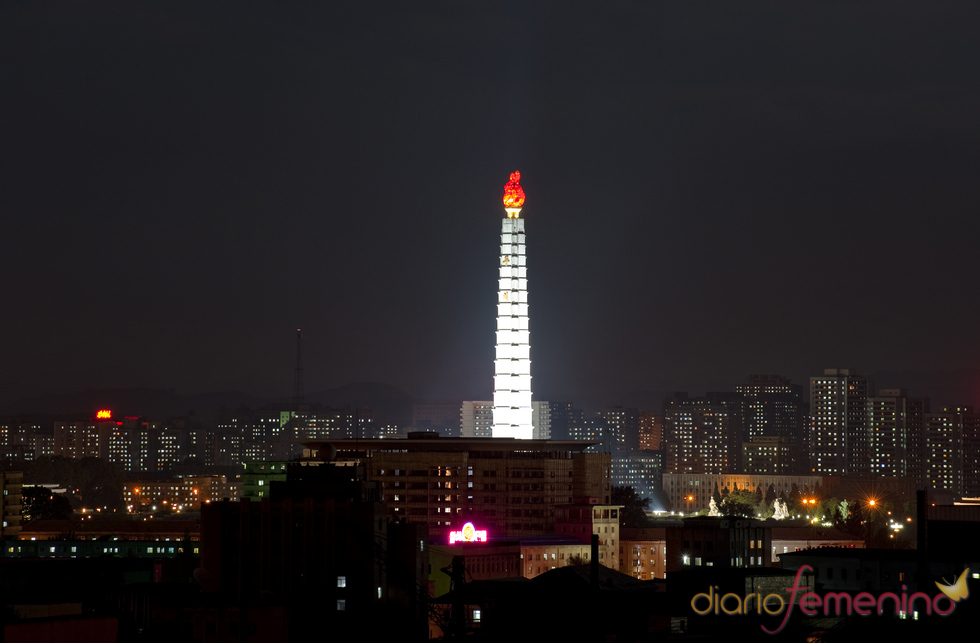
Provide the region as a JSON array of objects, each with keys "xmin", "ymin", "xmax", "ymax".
[{"xmin": 5, "ymin": 1, "xmax": 980, "ymax": 412}]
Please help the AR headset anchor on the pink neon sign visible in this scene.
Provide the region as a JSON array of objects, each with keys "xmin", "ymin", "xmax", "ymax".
[{"xmin": 449, "ymin": 522, "xmax": 487, "ymax": 544}]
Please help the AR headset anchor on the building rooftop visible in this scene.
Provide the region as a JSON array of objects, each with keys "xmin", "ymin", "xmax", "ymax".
[
  {"xmin": 620, "ymin": 527, "xmax": 668, "ymax": 540},
  {"xmin": 299, "ymin": 436, "xmax": 601, "ymax": 454},
  {"xmin": 511, "ymin": 535, "xmax": 594, "ymax": 547},
  {"xmin": 20, "ymin": 519, "xmax": 200, "ymax": 539},
  {"xmin": 532, "ymin": 563, "xmax": 654, "ymax": 591},
  {"xmin": 770, "ymin": 526, "xmax": 863, "ymax": 541},
  {"xmin": 778, "ymin": 547, "xmax": 915, "ymax": 562}
]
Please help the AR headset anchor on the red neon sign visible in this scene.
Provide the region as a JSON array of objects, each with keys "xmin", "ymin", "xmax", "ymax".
[
  {"xmin": 449, "ymin": 522, "xmax": 487, "ymax": 544},
  {"xmin": 502, "ymin": 171, "xmax": 525, "ymax": 209},
  {"xmin": 95, "ymin": 409, "xmax": 112, "ymax": 420}
]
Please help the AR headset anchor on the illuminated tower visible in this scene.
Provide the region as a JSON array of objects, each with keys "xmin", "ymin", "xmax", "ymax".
[{"xmin": 492, "ymin": 171, "xmax": 533, "ymax": 439}]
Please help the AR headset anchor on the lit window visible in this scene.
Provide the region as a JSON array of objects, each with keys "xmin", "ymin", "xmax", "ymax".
[
  {"xmin": 337, "ymin": 576, "xmax": 347, "ymax": 588},
  {"xmin": 473, "ymin": 609, "xmax": 481, "ymax": 622},
  {"xmin": 337, "ymin": 599, "xmax": 346, "ymax": 611}
]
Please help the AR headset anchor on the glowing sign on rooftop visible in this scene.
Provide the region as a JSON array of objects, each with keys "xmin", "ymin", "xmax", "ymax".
[
  {"xmin": 502, "ymin": 171, "xmax": 525, "ymax": 210},
  {"xmin": 95, "ymin": 409, "xmax": 112, "ymax": 420},
  {"xmin": 449, "ymin": 522, "xmax": 487, "ymax": 544}
]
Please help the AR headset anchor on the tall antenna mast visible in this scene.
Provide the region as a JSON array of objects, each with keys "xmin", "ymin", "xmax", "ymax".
[{"xmin": 293, "ymin": 328, "xmax": 304, "ymax": 410}]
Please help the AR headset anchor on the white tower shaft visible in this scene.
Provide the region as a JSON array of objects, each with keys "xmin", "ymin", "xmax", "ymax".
[{"xmin": 492, "ymin": 215, "xmax": 533, "ymax": 439}]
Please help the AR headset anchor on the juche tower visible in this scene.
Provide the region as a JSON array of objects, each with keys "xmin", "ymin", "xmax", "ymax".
[{"xmin": 492, "ymin": 172, "xmax": 533, "ymax": 439}]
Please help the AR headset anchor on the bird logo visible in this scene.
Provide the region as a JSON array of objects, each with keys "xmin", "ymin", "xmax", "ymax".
[{"xmin": 935, "ymin": 568, "xmax": 970, "ymax": 602}]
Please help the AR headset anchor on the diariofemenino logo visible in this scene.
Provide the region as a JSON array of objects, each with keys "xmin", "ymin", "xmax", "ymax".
[{"xmin": 689, "ymin": 565, "xmax": 970, "ymax": 634}]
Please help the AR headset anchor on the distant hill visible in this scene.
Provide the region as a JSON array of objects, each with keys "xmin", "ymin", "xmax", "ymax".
[
  {"xmin": 0, "ymin": 382, "xmax": 414, "ymax": 426},
  {"xmin": 305, "ymin": 382, "xmax": 414, "ymax": 427},
  {"xmin": 0, "ymin": 388, "xmax": 265, "ymax": 424}
]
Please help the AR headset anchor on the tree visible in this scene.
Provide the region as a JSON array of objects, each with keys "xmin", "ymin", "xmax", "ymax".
[
  {"xmin": 712, "ymin": 483, "xmax": 722, "ymax": 507},
  {"xmin": 818, "ymin": 497, "xmax": 841, "ymax": 523},
  {"xmin": 754, "ymin": 485, "xmax": 763, "ymax": 504},
  {"xmin": 567, "ymin": 555, "xmax": 587, "ymax": 566},
  {"xmin": 788, "ymin": 483, "xmax": 806, "ymax": 515},
  {"xmin": 902, "ymin": 501, "xmax": 916, "ymax": 521},
  {"xmin": 765, "ymin": 484, "xmax": 777, "ymax": 506},
  {"xmin": 841, "ymin": 499, "xmax": 863, "ymax": 536},
  {"xmin": 788, "ymin": 483, "xmax": 801, "ymax": 505},
  {"xmin": 719, "ymin": 489, "xmax": 756, "ymax": 518},
  {"xmin": 611, "ymin": 485, "xmax": 651, "ymax": 528},
  {"xmin": 23, "ymin": 456, "xmax": 125, "ymax": 512},
  {"xmin": 21, "ymin": 486, "xmax": 73, "ymax": 521},
  {"xmin": 755, "ymin": 500, "xmax": 773, "ymax": 520},
  {"xmin": 75, "ymin": 457, "xmax": 125, "ymax": 512}
]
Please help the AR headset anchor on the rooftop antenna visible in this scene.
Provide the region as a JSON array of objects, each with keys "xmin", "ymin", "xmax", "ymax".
[{"xmin": 293, "ymin": 328, "xmax": 304, "ymax": 410}]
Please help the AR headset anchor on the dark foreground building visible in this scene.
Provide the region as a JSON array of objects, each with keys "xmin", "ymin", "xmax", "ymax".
[{"xmin": 199, "ymin": 462, "xmax": 428, "ymax": 642}]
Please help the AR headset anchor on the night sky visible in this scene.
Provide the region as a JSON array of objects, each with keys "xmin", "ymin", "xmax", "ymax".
[{"xmin": 4, "ymin": 1, "xmax": 980, "ymax": 410}]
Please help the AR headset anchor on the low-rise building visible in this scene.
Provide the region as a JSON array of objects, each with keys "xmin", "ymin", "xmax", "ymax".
[
  {"xmin": 1, "ymin": 469, "xmax": 23, "ymax": 538},
  {"xmin": 619, "ymin": 526, "xmax": 667, "ymax": 580},
  {"xmin": 666, "ymin": 517, "xmax": 771, "ymax": 573},
  {"xmin": 777, "ymin": 548, "xmax": 963, "ymax": 594},
  {"xmin": 20, "ymin": 519, "xmax": 200, "ymax": 542},
  {"xmin": 770, "ymin": 525, "xmax": 865, "ymax": 564},
  {"xmin": 123, "ymin": 475, "xmax": 239, "ymax": 512},
  {"xmin": 665, "ymin": 473, "xmax": 823, "ymax": 512},
  {"xmin": 240, "ymin": 461, "xmax": 288, "ymax": 499}
]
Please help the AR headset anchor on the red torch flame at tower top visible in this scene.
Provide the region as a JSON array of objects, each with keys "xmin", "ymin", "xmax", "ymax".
[{"xmin": 502, "ymin": 171, "xmax": 525, "ymax": 209}]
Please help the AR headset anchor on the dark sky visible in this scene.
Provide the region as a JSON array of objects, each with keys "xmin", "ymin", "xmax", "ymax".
[{"xmin": 4, "ymin": 1, "xmax": 980, "ymax": 409}]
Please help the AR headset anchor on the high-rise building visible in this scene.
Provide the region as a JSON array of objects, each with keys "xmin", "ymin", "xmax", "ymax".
[
  {"xmin": 963, "ymin": 408, "xmax": 980, "ymax": 497},
  {"xmin": 868, "ymin": 389, "xmax": 928, "ymax": 478},
  {"xmin": 601, "ymin": 407, "xmax": 640, "ymax": 452},
  {"xmin": 638, "ymin": 412, "xmax": 663, "ymax": 451},
  {"xmin": 736, "ymin": 375, "xmax": 805, "ymax": 442},
  {"xmin": 217, "ymin": 406, "xmax": 375, "ymax": 464},
  {"xmin": 741, "ymin": 436, "xmax": 801, "ymax": 475},
  {"xmin": 611, "ymin": 451, "xmax": 663, "ymax": 500},
  {"xmin": 809, "ymin": 369, "xmax": 872, "ymax": 475},
  {"xmin": 568, "ymin": 416, "xmax": 618, "ymax": 453},
  {"xmin": 492, "ymin": 171, "xmax": 533, "ymax": 439},
  {"xmin": 53, "ymin": 417, "xmax": 113, "ymax": 460},
  {"xmin": 923, "ymin": 405, "xmax": 979, "ymax": 497},
  {"xmin": 460, "ymin": 401, "xmax": 494, "ymax": 437},
  {"xmin": 0, "ymin": 417, "xmax": 40, "ymax": 462},
  {"xmin": 52, "ymin": 413, "xmax": 183, "ymax": 472},
  {"xmin": 531, "ymin": 401, "xmax": 552, "ymax": 440},
  {"xmin": 548, "ymin": 402, "xmax": 584, "ymax": 441},
  {"xmin": 663, "ymin": 393, "xmax": 743, "ymax": 474},
  {"xmin": 736, "ymin": 374, "xmax": 795, "ymax": 396}
]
